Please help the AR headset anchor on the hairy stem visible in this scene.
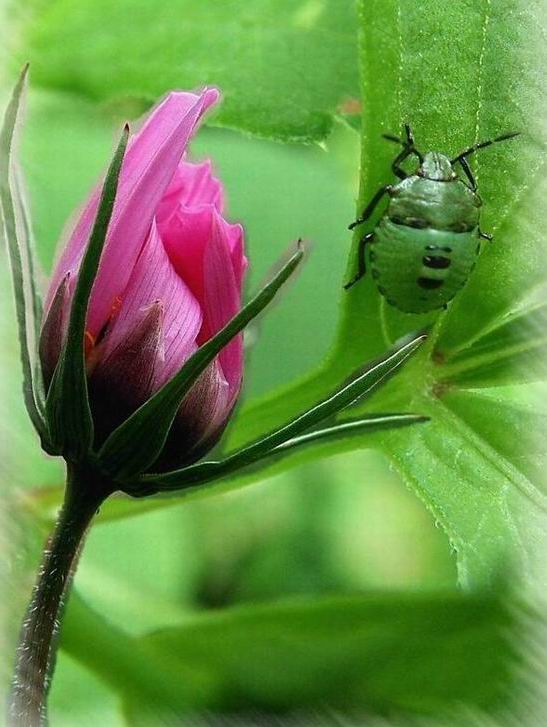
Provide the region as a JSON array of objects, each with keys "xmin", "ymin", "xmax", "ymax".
[{"xmin": 7, "ymin": 466, "xmax": 112, "ymax": 727}]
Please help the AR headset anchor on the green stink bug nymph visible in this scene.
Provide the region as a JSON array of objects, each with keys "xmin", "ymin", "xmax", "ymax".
[{"xmin": 345, "ymin": 125, "xmax": 519, "ymax": 314}]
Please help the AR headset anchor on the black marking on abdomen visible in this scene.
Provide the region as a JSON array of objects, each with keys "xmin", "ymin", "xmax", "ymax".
[
  {"xmin": 391, "ymin": 215, "xmax": 429, "ymax": 229},
  {"xmin": 423, "ymin": 255, "xmax": 451, "ymax": 269},
  {"xmin": 417, "ymin": 277, "xmax": 444, "ymax": 290}
]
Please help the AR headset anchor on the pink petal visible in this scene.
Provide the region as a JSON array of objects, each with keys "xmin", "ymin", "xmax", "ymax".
[
  {"xmin": 227, "ymin": 221, "xmax": 247, "ymax": 292},
  {"xmin": 156, "ymin": 160, "xmax": 224, "ymax": 225},
  {"xmin": 160, "ymin": 206, "xmax": 244, "ymax": 403},
  {"xmin": 45, "ymin": 88, "xmax": 220, "ymax": 338},
  {"xmin": 202, "ymin": 212, "xmax": 244, "ymax": 399},
  {"xmin": 97, "ymin": 220, "xmax": 202, "ymax": 384}
]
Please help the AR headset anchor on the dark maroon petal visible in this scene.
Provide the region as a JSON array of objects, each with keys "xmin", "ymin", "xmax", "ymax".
[
  {"xmin": 88, "ymin": 300, "xmax": 163, "ymax": 447},
  {"xmin": 39, "ymin": 272, "xmax": 70, "ymax": 389},
  {"xmin": 152, "ymin": 359, "xmax": 230, "ymax": 471}
]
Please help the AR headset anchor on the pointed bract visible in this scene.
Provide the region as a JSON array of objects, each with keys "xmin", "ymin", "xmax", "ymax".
[{"xmin": 0, "ymin": 64, "xmax": 47, "ymax": 437}]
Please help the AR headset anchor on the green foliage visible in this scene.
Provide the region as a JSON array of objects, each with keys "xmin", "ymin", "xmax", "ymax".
[
  {"xmin": 58, "ymin": 590, "xmax": 522, "ymax": 722},
  {"xmin": 20, "ymin": 0, "xmax": 360, "ymax": 143},
  {"xmin": 220, "ymin": 0, "xmax": 547, "ymax": 590}
]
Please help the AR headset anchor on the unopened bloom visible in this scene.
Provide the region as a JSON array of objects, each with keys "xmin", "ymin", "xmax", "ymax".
[{"xmin": 40, "ymin": 89, "xmax": 246, "ymax": 470}]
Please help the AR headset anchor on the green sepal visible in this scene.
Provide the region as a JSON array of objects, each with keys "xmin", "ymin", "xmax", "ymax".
[
  {"xmin": 138, "ymin": 332, "xmax": 426, "ymax": 493},
  {"xmin": 0, "ymin": 64, "xmax": 47, "ymax": 439},
  {"xmin": 137, "ymin": 411, "xmax": 428, "ymax": 495},
  {"xmin": 45, "ymin": 125, "xmax": 129, "ymax": 461},
  {"xmin": 272, "ymin": 412, "xmax": 429, "ymax": 453},
  {"xmin": 98, "ymin": 243, "xmax": 305, "ymax": 481}
]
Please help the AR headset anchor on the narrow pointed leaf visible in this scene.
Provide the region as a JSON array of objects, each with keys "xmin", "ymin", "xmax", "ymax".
[
  {"xmin": 99, "ymin": 243, "xmax": 304, "ymax": 480},
  {"xmin": 273, "ymin": 413, "xmax": 429, "ymax": 452},
  {"xmin": 13, "ymin": 164, "xmax": 47, "ymax": 416},
  {"xmin": 13, "ymin": 165, "xmax": 43, "ymax": 342},
  {"xmin": 45, "ymin": 125, "xmax": 129, "ymax": 460},
  {"xmin": 142, "ymin": 412, "xmax": 428, "ymax": 492},
  {"xmin": 142, "ymin": 333, "xmax": 426, "ymax": 491},
  {"xmin": 0, "ymin": 65, "xmax": 46, "ymax": 437}
]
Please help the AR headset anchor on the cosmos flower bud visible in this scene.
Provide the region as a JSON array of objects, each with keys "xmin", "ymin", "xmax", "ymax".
[{"xmin": 40, "ymin": 88, "xmax": 247, "ymax": 470}]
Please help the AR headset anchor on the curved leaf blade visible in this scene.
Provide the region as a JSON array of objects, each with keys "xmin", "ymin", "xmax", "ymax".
[
  {"xmin": 132, "ymin": 592, "xmax": 520, "ymax": 718},
  {"xmin": 216, "ymin": 0, "xmax": 547, "ymax": 591},
  {"xmin": 0, "ymin": 64, "xmax": 46, "ymax": 437},
  {"xmin": 23, "ymin": 0, "xmax": 360, "ymax": 143}
]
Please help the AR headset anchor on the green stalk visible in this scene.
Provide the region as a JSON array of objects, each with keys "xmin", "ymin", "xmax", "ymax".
[{"xmin": 7, "ymin": 468, "xmax": 113, "ymax": 726}]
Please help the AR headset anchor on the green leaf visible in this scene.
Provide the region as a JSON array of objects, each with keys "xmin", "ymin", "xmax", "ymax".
[
  {"xmin": 45, "ymin": 125, "xmax": 129, "ymax": 460},
  {"xmin": 142, "ymin": 334, "xmax": 426, "ymax": 492},
  {"xmin": 98, "ymin": 244, "xmax": 304, "ymax": 482},
  {"xmin": 0, "ymin": 65, "xmax": 47, "ymax": 439},
  {"xmin": 59, "ymin": 592, "xmax": 215, "ymax": 715},
  {"xmin": 58, "ymin": 589, "xmax": 525, "ymax": 721},
  {"xmin": 378, "ymin": 388, "xmax": 547, "ymax": 588},
  {"xmin": 20, "ymin": 0, "xmax": 359, "ymax": 143},
  {"xmin": 13, "ymin": 166, "xmax": 43, "ymax": 343},
  {"xmin": 216, "ymin": 0, "xmax": 547, "ymax": 591},
  {"xmin": 128, "ymin": 592, "xmax": 520, "ymax": 719},
  {"xmin": 345, "ymin": 0, "xmax": 547, "ymax": 589}
]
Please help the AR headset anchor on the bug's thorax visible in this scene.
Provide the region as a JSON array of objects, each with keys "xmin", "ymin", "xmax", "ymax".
[{"xmin": 386, "ymin": 156, "xmax": 481, "ymax": 232}]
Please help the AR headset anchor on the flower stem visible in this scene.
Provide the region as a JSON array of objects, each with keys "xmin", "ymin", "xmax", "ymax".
[{"xmin": 7, "ymin": 465, "xmax": 112, "ymax": 727}]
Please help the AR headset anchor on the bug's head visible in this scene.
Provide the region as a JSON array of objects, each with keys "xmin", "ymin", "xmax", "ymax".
[{"xmin": 418, "ymin": 152, "xmax": 457, "ymax": 182}]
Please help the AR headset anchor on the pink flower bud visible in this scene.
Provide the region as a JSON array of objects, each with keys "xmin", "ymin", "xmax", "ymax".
[{"xmin": 40, "ymin": 89, "xmax": 247, "ymax": 470}]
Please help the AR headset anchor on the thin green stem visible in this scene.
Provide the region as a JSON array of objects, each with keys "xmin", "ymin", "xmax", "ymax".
[{"xmin": 7, "ymin": 467, "xmax": 113, "ymax": 727}]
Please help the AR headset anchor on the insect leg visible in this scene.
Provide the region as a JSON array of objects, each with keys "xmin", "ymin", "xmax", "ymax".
[
  {"xmin": 458, "ymin": 157, "xmax": 477, "ymax": 191},
  {"xmin": 391, "ymin": 145, "xmax": 416, "ymax": 179},
  {"xmin": 404, "ymin": 124, "xmax": 415, "ymax": 146},
  {"xmin": 348, "ymin": 186, "xmax": 391, "ymax": 230},
  {"xmin": 479, "ymin": 230, "xmax": 493, "ymax": 241},
  {"xmin": 344, "ymin": 232, "xmax": 375, "ymax": 290}
]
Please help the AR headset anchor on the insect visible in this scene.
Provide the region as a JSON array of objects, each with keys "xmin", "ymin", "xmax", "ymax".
[{"xmin": 345, "ymin": 125, "xmax": 519, "ymax": 313}]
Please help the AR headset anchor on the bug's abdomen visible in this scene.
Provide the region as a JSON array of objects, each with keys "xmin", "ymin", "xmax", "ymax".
[{"xmin": 371, "ymin": 220, "xmax": 479, "ymax": 314}]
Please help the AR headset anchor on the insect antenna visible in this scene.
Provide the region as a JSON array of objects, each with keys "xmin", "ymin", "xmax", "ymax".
[{"xmin": 451, "ymin": 131, "xmax": 520, "ymax": 163}]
